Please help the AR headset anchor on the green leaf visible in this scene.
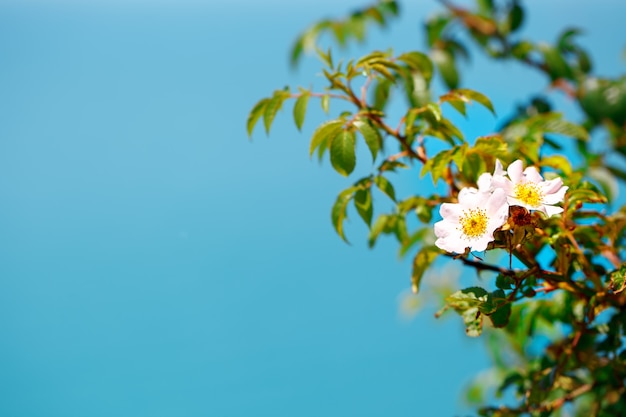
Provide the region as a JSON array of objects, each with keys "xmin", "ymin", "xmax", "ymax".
[
  {"xmin": 368, "ymin": 214, "xmax": 391, "ymax": 248},
  {"xmin": 399, "ymin": 228, "xmax": 430, "ymax": 258},
  {"xmin": 411, "ymin": 245, "xmax": 440, "ymax": 293},
  {"xmin": 424, "ymin": 103, "xmax": 442, "ymax": 124},
  {"xmin": 557, "ymin": 27, "xmax": 583, "ymax": 52},
  {"xmin": 263, "ymin": 92, "xmax": 287, "ymax": 135},
  {"xmin": 354, "ymin": 119, "xmax": 381, "ymax": 161},
  {"xmin": 330, "ymin": 130, "xmax": 357, "ymax": 176},
  {"xmin": 461, "ymin": 152, "xmax": 486, "ymax": 183},
  {"xmin": 321, "ymin": 93, "xmax": 330, "ymax": 114},
  {"xmin": 397, "ymin": 51, "xmax": 434, "ymax": 82},
  {"xmin": 539, "ymin": 115, "xmax": 589, "ymax": 141},
  {"xmin": 246, "ymin": 98, "xmax": 269, "ymax": 138},
  {"xmin": 446, "ymin": 287, "xmax": 489, "ymax": 311},
  {"xmin": 473, "ymin": 135, "xmax": 508, "ymax": 158},
  {"xmin": 421, "ymin": 145, "xmax": 466, "ymax": 183},
  {"xmin": 495, "ymin": 274, "xmax": 514, "ymax": 290},
  {"xmin": 489, "ymin": 302, "xmax": 511, "ymax": 328},
  {"xmin": 431, "ymin": 49, "xmax": 459, "ymax": 89},
  {"xmin": 511, "ymin": 40, "xmax": 534, "ymax": 60},
  {"xmin": 508, "ymin": 3, "xmax": 524, "ymax": 32},
  {"xmin": 372, "ymin": 78, "xmax": 393, "ymax": 111},
  {"xmin": 462, "ymin": 308, "xmax": 483, "ymax": 337},
  {"xmin": 455, "ymin": 88, "xmax": 496, "ymax": 115},
  {"xmin": 539, "ymin": 44, "xmax": 573, "ymax": 81},
  {"xmin": 293, "ymin": 92, "xmax": 310, "ymax": 131},
  {"xmin": 309, "ymin": 120, "xmax": 344, "ymax": 158},
  {"xmin": 609, "ymin": 263, "xmax": 626, "ymax": 294},
  {"xmin": 354, "ymin": 187, "xmax": 373, "ymax": 226},
  {"xmin": 540, "ymin": 155, "xmax": 573, "ymax": 175},
  {"xmin": 374, "ymin": 175, "xmax": 396, "ymax": 201},
  {"xmin": 331, "ymin": 187, "xmax": 356, "ymax": 243},
  {"xmin": 437, "ymin": 117, "xmax": 465, "ymax": 143},
  {"xmin": 440, "ymin": 92, "xmax": 467, "ymax": 116},
  {"xmin": 290, "ymin": 36, "xmax": 305, "ymax": 67},
  {"xmin": 425, "ymin": 14, "xmax": 450, "ymax": 47}
]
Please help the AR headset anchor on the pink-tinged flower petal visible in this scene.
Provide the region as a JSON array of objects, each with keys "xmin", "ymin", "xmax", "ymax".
[
  {"xmin": 492, "ymin": 175, "xmax": 514, "ymax": 195},
  {"xmin": 471, "ymin": 234, "xmax": 493, "ymax": 252},
  {"xmin": 542, "ymin": 186, "xmax": 568, "ymax": 204},
  {"xmin": 544, "ymin": 204, "xmax": 564, "ymax": 217},
  {"xmin": 507, "ymin": 160, "xmax": 524, "ymax": 183},
  {"xmin": 540, "ymin": 177, "xmax": 564, "ymax": 195},
  {"xmin": 494, "ymin": 159, "xmax": 505, "ymax": 177},
  {"xmin": 507, "ymin": 196, "xmax": 527, "ymax": 208},
  {"xmin": 457, "ymin": 187, "xmax": 482, "ymax": 207},
  {"xmin": 486, "ymin": 188, "xmax": 508, "ymax": 216},
  {"xmin": 434, "ymin": 219, "xmax": 451, "ymax": 238},
  {"xmin": 523, "ymin": 166, "xmax": 543, "ymax": 183},
  {"xmin": 477, "ymin": 173, "xmax": 493, "ymax": 192},
  {"xmin": 439, "ymin": 203, "xmax": 463, "ymax": 223},
  {"xmin": 434, "ymin": 223, "xmax": 466, "ymax": 253}
]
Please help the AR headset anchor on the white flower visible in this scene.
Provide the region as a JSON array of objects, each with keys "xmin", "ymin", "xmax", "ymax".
[
  {"xmin": 492, "ymin": 159, "xmax": 568, "ymax": 216},
  {"xmin": 434, "ymin": 187, "xmax": 509, "ymax": 254}
]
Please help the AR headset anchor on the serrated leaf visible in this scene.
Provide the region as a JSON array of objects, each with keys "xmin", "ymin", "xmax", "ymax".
[
  {"xmin": 354, "ymin": 119, "xmax": 381, "ymax": 161},
  {"xmin": 354, "ymin": 187, "xmax": 373, "ymax": 226},
  {"xmin": 309, "ymin": 120, "xmax": 344, "ymax": 158},
  {"xmin": 247, "ymin": 98, "xmax": 269, "ymax": 138},
  {"xmin": 540, "ymin": 155, "xmax": 573, "ymax": 175},
  {"xmin": 421, "ymin": 146, "xmax": 465, "ymax": 183},
  {"xmin": 263, "ymin": 92, "xmax": 287, "ymax": 135},
  {"xmin": 455, "ymin": 88, "xmax": 496, "ymax": 115},
  {"xmin": 374, "ymin": 175, "xmax": 396, "ymax": 201},
  {"xmin": 541, "ymin": 116, "xmax": 589, "ymax": 141},
  {"xmin": 331, "ymin": 187, "xmax": 356, "ymax": 243},
  {"xmin": 293, "ymin": 93, "xmax": 310, "ymax": 131},
  {"xmin": 473, "ymin": 135, "xmax": 508, "ymax": 158},
  {"xmin": 330, "ymin": 130, "xmax": 357, "ymax": 176}
]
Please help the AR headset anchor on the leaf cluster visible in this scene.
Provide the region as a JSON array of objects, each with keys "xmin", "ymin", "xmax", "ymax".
[{"xmin": 247, "ymin": 0, "xmax": 626, "ymax": 415}]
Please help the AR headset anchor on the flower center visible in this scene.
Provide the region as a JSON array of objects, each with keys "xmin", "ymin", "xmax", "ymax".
[
  {"xmin": 458, "ymin": 208, "xmax": 488, "ymax": 239},
  {"xmin": 514, "ymin": 182, "xmax": 542, "ymax": 207}
]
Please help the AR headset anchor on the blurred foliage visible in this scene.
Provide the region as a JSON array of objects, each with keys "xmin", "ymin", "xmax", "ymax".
[{"xmin": 248, "ymin": 0, "xmax": 626, "ymax": 415}]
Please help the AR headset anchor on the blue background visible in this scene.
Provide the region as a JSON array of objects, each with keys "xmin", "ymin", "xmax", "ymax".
[{"xmin": 0, "ymin": 1, "xmax": 624, "ymax": 416}]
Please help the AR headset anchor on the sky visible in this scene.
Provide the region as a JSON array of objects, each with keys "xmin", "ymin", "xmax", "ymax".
[{"xmin": 0, "ymin": 1, "xmax": 624, "ymax": 416}]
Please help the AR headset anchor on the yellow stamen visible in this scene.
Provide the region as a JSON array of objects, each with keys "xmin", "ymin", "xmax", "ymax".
[
  {"xmin": 515, "ymin": 182, "xmax": 542, "ymax": 207},
  {"xmin": 458, "ymin": 208, "xmax": 488, "ymax": 239}
]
